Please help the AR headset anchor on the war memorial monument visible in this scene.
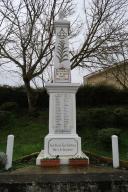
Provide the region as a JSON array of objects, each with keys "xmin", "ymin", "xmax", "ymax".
[{"xmin": 36, "ymin": 12, "xmax": 89, "ymax": 165}]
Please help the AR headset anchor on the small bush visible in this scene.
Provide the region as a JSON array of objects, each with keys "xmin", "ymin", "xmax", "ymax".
[
  {"xmin": 0, "ymin": 86, "xmax": 28, "ymax": 109},
  {"xmin": 113, "ymin": 107, "xmax": 128, "ymax": 127},
  {"xmin": 0, "ymin": 102, "xmax": 18, "ymax": 111},
  {"xmin": 77, "ymin": 108, "xmax": 115, "ymax": 130},
  {"xmin": 97, "ymin": 128, "xmax": 121, "ymax": 148},
  {"xmin": 77, "ymin": 107, "xmax": 128, "ymax": 130},
  {"xmin": 0, "ymin": 111, "xmax": 12, "ymax": 127},
  {"xmin": 77, "ymin": 85, "xmax": 120, "ymax": 107},
  {"xmin": 76, "ymin": 85, "xmax": 128, "ymax": 107},
  {"xmin": 0, "ymin": 152, "xmax": 7, "ymax": 169},
  {"xmin": 37, "ymin": 88, "xmax": 49, "ymax": 109},
  {"xmin": 87, "ymin": 108, "xmax": 114, "ymax": 128}
]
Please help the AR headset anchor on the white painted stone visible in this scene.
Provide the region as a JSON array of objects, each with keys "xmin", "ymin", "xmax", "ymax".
[
  {"xmin": 36, "ymin": 150, "xmax": 44, "ymax": 165},
  {"xmin": 54, "ymin": 16, "xmax": 71, "ymax": 83},
  {"xmin": 58, "ymin": 9, "xmax": 66, "ymax": 20},
  {"xmin": 44, "ymin": 134, "xmax": 81, "ymax": 158},
  {"xmin": 54, "ymin": 21, "xmax": 70, "ymax": 69},
  {"xmin": 5, "ymin": 135, "xmax": 14, "ymax": 170},
  {"xmin": 36, "ymin": 11, "xmax": 89, "ymax": 165},
  {"xmin": 48, "ymin": 138, "xmax": 77, "ymax": 156},
  {"xmin": 46, "ymin": 83, "xmax": 79, "ymax": 135},
  {"xmin": 112, "ymin": 135, "xmax": 119, "ymax": 168}
]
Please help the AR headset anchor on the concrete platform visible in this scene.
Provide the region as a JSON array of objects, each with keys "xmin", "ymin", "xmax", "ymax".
[
  {"xmin": 0, "ymin": 165, "xmax": 127, "ymax": 180},
  {"xmin": 0, "ymin": 166, "xmax": 128, "ymax": 192}
]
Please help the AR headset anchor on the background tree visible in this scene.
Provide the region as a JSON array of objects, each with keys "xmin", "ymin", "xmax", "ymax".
[
  {"xmin": 102, "ymin": 37, "xmax": 128, "ymax": 88},
  {"xmin": 0, "ymin": 0, "xmax": 73, "ymax": 112},
  {"xmin": 70, "ymin": 0, "xmax": 128, "ymax": 69},
  {"xmin": 0, "ymin": 0, "xmax": 128, "ymax": 112}
]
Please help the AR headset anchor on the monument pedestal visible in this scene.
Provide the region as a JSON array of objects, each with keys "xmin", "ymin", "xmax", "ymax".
[
  {"xmin": 36, "ymin": 83, "xmax": 89, "ymax": 165},
  {"xmin": 36, "ymin": 134, "xmax": 86, "ymax": 165},
  {"xmin": 36, "ymin": 134, "xmax": 89, "ymax": 165}
]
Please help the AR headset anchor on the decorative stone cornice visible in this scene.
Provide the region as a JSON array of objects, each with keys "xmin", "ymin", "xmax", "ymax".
[
  {"xmin": 45, "ymin": 83, "xmax": 80, "ymax": 93},
  {"xmin": 54, "ymin": 20, "xmax": 70, "ymax": 34}
]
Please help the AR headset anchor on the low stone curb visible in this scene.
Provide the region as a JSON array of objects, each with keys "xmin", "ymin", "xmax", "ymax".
[{"xmin": 0, "ymin": 172, "xmax": 128, "ymax": 183}]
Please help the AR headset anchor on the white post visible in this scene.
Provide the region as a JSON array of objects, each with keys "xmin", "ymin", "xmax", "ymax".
[
  {"xmin": 5, "ymin": 135, "xmax": 14, "ymax": 170},
  {"xmin": 112, "ymin": 135, "xmax": 119, "ymax": 168}
]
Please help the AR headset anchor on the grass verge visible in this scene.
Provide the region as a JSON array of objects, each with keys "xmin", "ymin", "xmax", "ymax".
[{"xmin": 0, "ymin": 108, "xmax": 128, "ymax": 161}]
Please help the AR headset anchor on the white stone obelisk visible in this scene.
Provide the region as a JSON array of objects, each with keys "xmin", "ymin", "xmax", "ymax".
[{"xmin": 36, "ymin": 12, "xmax": 89, "ymax": 165}]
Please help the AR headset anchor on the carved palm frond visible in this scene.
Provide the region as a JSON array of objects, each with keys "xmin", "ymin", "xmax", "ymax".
[{"xmin": 56, "ymin": 40, "xmax": 68, "ymax": 63}]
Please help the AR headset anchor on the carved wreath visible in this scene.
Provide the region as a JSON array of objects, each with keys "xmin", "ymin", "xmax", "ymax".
[{"xmin": 56, "ymin": 40, "xmax": 68, "ymax": 64}]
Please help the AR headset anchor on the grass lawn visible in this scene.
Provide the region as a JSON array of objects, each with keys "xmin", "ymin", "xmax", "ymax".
[
  {"xmin": 0, "ymin": 110, "xmax": 48, "ymax": 160},
  {"xmin": 80, "ymin": 127, "xmax": 128, "ymax": 160},
  {"xmin": 0, "ymin": 109, "xmax": 128, "ymax": 161}
]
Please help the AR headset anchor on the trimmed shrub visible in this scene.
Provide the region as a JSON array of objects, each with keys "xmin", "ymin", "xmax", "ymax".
[
  {"xmin": 37, "ymin": 88, "xmax": 49, "ymax": 109},
  {"xmin": 76, "ymin": 85, "xmax": 128, "ymax": 107},
  {"xmin": 0, "ymin": 85, "xmax": 128, "ymax": 110},
  {"xmin": 77, "ymin": 108, "xmax": 115, "ymax": 129},
  {"xmin": 0, "ymin": 152, "xmax": 7, "ymax": 169},
  {"xmin": 97, "ymin": 128, "xmax": 121, "ymax": 148},
  {"xmin": 0, "ymin": 86, "xmax": 48, "ymax": 110},
  {"xmin": 77, "ymin": 107, "xmax": 128, "ymax": 137},
  {"xmin": 0, "ymin": 111, "xmax": 12, "ymax": 127},
  {"xmin": 113, "ymin": 107, "xmax": 128, "ymax": 127},
  {"xmin": 0, "ymin": 102, "xmax": 18, "ymax": 111},
  {"xmin": 0, "ymin": 86, "xmax": 28, "ymax": 109},
  {"xmin": 86, "ymin": 108, "xmax": 114, "ymax": 128}
]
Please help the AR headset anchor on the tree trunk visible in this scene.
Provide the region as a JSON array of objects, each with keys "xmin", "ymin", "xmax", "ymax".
[{"xmin": 24, "ymin": 79, "xmax": 38, "ymax": 113}]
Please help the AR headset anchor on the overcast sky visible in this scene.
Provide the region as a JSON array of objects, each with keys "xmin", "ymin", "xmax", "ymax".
[{"xmin": 0, "ymin": 0, "xmax": 89, "ymax": 87}]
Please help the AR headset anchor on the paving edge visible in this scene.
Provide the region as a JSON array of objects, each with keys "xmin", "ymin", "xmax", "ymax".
[{"xmin": 0, "ymin": 172, "xmax": 128, "ymax": 184}]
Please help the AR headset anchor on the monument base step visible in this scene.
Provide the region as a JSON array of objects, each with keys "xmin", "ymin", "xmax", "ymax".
[{"xmin": 36, "ymin": 150, "xmax": 89, "ymax": 165}]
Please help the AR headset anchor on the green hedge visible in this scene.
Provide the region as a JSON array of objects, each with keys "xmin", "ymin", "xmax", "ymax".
[
  {"xmin": 0, "ymin": 84, "xmax": 128, "ymax": 109},
  {"xmin": 0, "ymin": 86, "xmax": 49, "ymax": 109},
  {"xmin": 36, "ymin": 88, "xmax": 49, "ymax": 109},
  {"xmin": 76, "ymin": 85, "xmax": 128, "ymax": 107},
  {"xmin": 0, "ymin": 111, "xmax": 13, "ymax": 128},
  {"xmin": 0, "ymin": 102, "xmax": 18, "ymax": 111},
  {"xmin": 77, "ymin": 107, "xmax": 128, "ymax": 130},
  {"xmin": 0, "ymin": 86, "xmax": 28, "ymax": 109},
  {"xmin": 97, "ymin": 128, "xmax": 121, "ymax": 148}
]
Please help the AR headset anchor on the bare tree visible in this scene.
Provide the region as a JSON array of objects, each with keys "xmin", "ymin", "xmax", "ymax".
[
  {"xmin": 104, "ymin": 39, "xmax": 128, "ymax": 88},
  {"xmin": 110, "ymin": 62, "xmax": 128, "ymax": 89},
  {"xmin": 70, "ymin": 0, "xmax": 128, "ymax": 70},
  {"xmin": 0, "ymin": 0, "xmax": 128, "ymax": 112},
  {"xmin": 0, "ymin": 0, "xmax": 73, "ymax": 112}
]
